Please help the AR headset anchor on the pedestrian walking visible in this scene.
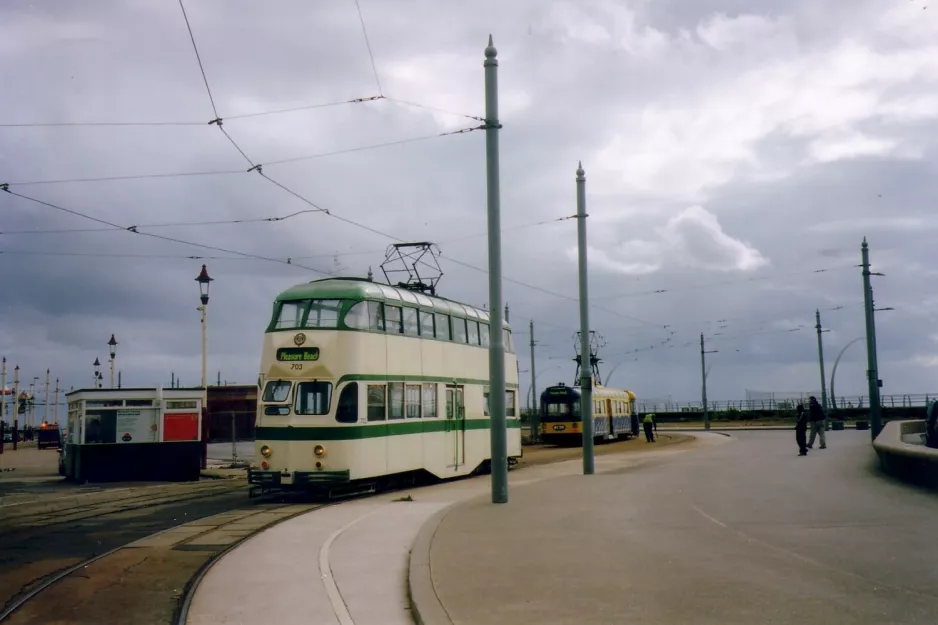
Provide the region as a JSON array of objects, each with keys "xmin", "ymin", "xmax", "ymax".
[
  {"xmin": 795, "ymin": 404, "xmax": 808, "ymax": 456},
  {"xmin": 807, "ymin": 396, "xmax": 826, "ymax": 449},
  {"xmin": 642, "ymin": 413, "xmax": 656, "ymax": 443}
]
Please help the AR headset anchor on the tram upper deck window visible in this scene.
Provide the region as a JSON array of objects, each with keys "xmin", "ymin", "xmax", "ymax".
[
  {"xmin": 306, "ymin": 299, "xmax": 341, "ymax": 328},
  {"xmin": 467, "ymin": 320, "xmax": 480, "ymax": 345},
  {"xmin": 345, "ymin": 301, "xmax": 385, "ymax": 331},
  {"xmin": 294, "ymin": 381, "xmax": 332, "ymax": 415},
  {"xmin": 402, "ymin": 307, "xmax": 419, "ymax": 336},
  {"xmin": 276, "ymin": 300, "xmax": 308, "ymax": 329},
  {"xmin": 262, "ymin": 380, "xmax": 292, "ymax": 403},
  {"xmin": 503, "ymin": 329, "xmax": 514, "ymax": 353},
  {"xmin": 435, "ymin": 313, "xmax": 451, "ymax": 340},
  {"xmin": 453, "ymin": 317, "xmax": 468, "ymax": 343},
  {"xmin": 480, "ymin": 323, "xmax": 490, "ymax": 348},
  {"xmin": 419, "ymin": 310, "xmax": 435, "ymax": 337},
  {"xmin": 386, "ymin": 305, "xmax": 403, "ymax": 334}
]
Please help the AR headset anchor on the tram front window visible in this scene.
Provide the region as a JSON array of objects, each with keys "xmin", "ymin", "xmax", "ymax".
[
  {"xmin": 543, "ymin": 401, "xmax": 580, "ymax": 420},
  {"xmin": 306, "ymin": 299, "xmax": 341, "ymax": 328},
  {"xmin": 262, "ymin": 380, "xmax": 292, "ymax": 402},
  {"xmin": 276, "ymin": 300, "xmax": 309, "ymax": 329},
  {"xmin": 294, "ymin": 381, "xmax": 333, "ymax": 415}
]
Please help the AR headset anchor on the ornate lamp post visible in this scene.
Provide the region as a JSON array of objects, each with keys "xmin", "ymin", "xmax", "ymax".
[
  {"xmin": 93, "ymin": 358, "xmax": 102, "ymax": 389},
  {"xmin": 108, "ymin": 334, "xmax": 118, "ymax": 389},
  {"xmin": 195, "ymin": 265, "xmax": 213, "ymax": 402}
]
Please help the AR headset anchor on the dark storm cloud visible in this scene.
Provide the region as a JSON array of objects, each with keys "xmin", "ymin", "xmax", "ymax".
[{"xmin": 2, "ymin": 0, "xmax": 936, "ymax": 405}]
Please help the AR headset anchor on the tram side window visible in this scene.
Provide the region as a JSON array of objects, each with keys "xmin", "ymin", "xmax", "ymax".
[
  {"xmin": 386, "ymin": 305, "xmax": 403, "ymax": 334},
  {"xmin": 435, "ymin": 313, "xmax": 451, "ymax": 340},
  {"xmin": 306, "ymin": 299, "xmax": 341, "ymax": 328},
  {"xmin": 367, "ymin": 385, "xmax": 386, "ymax": 421},
  {"xmin": 336, "ymin": 383, "xmax": 359, "ymax": 423},
  {"xmin": 483, "ymin": 389, "xmax": 490, "ymax": 417},
  {"xmin": 294, "ymin": 381, "xmax": 332, "ymax": 415},
  {"xmin": 422, "ymin": 384, "xmax": 437, "ymax": 417},
  {"xmin": 503, "ymin": 329, "xmax": 514, "ymax": 353},
  {"xmin": 262, "ymin": 381, "xmax": 292, "ymax": 402},
  {"xmin": 480, "ymin": 323, "xmax": 490, "ymax": 348},
  {"xmin": 419, "ymin": 310, "xmax": 435, "ymax": 337},
  {"xmin": 405, "ymin": 384, "xmax": 421, "ymax": 418},
  {"xmin": 452, "ymin": 317, "xmax": 468, "ymax": 343},
  {"xmin": 506, "ymin": 390, "xmax": 516, "ymax": 417},
  {"xmin": 402, "ymin": 307, "xmax": 419, "ymax": 336},
  {"xmin": 388, "ymin": 382, "xmax": 405, "ymax": 419},
  {"xmin": 467, "ymin": 320, "xmax": 480, "ymax": 345},
  {"xmin": 276, "ymin": 300, "xmax": 308, "ymax": 329},
  {"xmin": 345, "ymin": 300, "xmax": 386, "ymax": 331}
]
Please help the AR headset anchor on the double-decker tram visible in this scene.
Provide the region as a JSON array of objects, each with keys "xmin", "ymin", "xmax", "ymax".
[
  {"xmin": 539, "ymin": 382, "xmax": 636, "ymax": 446},
  {"xmin": 248, "ymin": 276, "xmax": 522, "ymax": 498}
]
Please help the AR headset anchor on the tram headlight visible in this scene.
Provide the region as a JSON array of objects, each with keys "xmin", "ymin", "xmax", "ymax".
[
  {"xmin": 314, "ymin": 444, "xmax": 326, "ymax": 457},
  {"xmin": 260, "ymin": 445, "xmax": 273, "ymax": 458}
]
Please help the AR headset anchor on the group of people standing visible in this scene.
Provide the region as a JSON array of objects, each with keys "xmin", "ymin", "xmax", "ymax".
[{"xmin": 795, "ymin": 396, "xmax": 827, "ymax": 456}]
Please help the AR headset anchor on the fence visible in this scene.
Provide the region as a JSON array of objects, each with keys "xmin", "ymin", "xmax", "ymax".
[{"xmin": 636, "ymin": 393, "xmax": 938, "ymax": 414}]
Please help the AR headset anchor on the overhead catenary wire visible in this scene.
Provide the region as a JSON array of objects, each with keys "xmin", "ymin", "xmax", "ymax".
[{"xmin": 0, "ymin": 188, "xmax": 334, "ymax": 276}]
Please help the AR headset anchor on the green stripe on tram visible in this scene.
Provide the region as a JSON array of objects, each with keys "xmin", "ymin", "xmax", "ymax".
[
  {"xmin": 257, "ymin": 418, "xmax": 522, "ymax": 441},
  {"xmin": 336, "ymin": 373, "xmax": 519, "ymax": 389}
]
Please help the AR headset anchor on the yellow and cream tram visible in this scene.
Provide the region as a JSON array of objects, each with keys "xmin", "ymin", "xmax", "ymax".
[
  {"xmin": 538, "ymin": 382, "xmax": 637, "ymax": 446},
  {"xmin": 248, "ymin": 277, "xmax": 522, "ymax": 496}
]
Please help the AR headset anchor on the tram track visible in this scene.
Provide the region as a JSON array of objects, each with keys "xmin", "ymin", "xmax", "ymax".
[{"xmin": 0, "ymin": 495, "xmax": 323, "ymax": 625}]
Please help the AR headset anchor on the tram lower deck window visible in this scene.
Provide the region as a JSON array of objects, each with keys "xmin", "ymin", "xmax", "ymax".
[{"xmin": 294, "ymin": 381, "xmax": 333, "ymax": 415}]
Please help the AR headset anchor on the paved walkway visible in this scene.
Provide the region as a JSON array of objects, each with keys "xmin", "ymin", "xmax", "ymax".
[
  {"xmin": 418, "ymin": 430, "xmax": 938, "ymax": 625},
  {"xmin": 185, "ymin": 435, "xmax": 714, "ymax": 624}
]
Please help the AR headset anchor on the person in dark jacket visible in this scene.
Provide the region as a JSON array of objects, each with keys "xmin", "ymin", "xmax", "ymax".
[
  {"xmin": 795, "ymin": 404, "xmax": 809, "ymax": 456},
  {"xmin": 807, "ymin": 396, "xmax": 826, "ymax": 449},
  {"xmin": 642, "ymin": 413, "xmax": 656, "ymax": 442}
]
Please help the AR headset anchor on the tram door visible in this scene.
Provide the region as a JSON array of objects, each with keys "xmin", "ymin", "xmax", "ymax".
[{"xmin": 445, "ymin": 385, "xmax": 465, "ymax": 469}]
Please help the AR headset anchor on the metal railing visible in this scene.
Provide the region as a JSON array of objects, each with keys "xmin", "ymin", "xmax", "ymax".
[{"xmin": 636, "ymin": 393, "xmax": 937, "ymax": 413}]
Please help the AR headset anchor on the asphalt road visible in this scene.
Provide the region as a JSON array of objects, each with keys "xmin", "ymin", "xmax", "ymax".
[{"xmin": 430, "ymin": 430, "xmax": 938, "ymax": 625}]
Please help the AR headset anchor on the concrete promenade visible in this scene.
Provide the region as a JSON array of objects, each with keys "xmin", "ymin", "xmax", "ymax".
[
  {"xmin": 417, "ymin": 430, "xmax": 938, "ymax": 624},
  {"xmin": 185, "ymin": 435, "xmax": 712, "ymax": 624}
]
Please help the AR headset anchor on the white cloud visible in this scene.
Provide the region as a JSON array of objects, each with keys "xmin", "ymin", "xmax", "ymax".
[
  {"xmin": 807, "ymin": 131, "xmax": 898, "ymax": 163},
  {"xmin": 571, "ymin": 205, "xmax": 768, "ymax": 275},
  {"xmin": 696, "ymin": 13, "xmax": 791, "ymax": 52},
  {"xmin": 807, "ymin": 217, "xmax": 936, "ymax": 234}
]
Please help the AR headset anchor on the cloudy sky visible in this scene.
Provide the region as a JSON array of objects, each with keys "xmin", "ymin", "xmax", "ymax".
[{"xmin": 2, "ymin": 0, "xmax": 937, "ymax": 414}]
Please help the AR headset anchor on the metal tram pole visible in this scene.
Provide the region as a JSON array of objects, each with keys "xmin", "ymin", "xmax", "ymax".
[
  {"xmin": 529, "ymin": 319, "xmax": 538, "ymax": 444},
  {"xmin": 54, "ymin": 378, "xmax": 60, "ymax": 424},
  {"xmin": 815, "ymin": 310, "xmax": 830, "ymax": 429},
  {"xmin": 43, "ymin": 369, "xmax": 50, "ymax": 425},
  {"xmin": 1, "ymin": 358, "xmax": 6, "ymax": 453},
  {"xmin": 700, "ymin": 334, "xmax": 717, "ymax": 430},
  {"xmin": 576, "ymin": 162, "xmax": 595, "ymax": 475},
  {"xmin": 861, "ymin": 238, "xmax": 883, "ymax": 439},
  {"xmin": 12, "ymin": 365, "xmax": 19, "ymax": 451},
  {"xmin": 484, "ymin": 35, "xmax": 508, "ymax": 504}
]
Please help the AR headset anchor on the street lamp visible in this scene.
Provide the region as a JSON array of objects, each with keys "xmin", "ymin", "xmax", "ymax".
[
  {"xmin": 93, "ymin": 357, "xmax": 101, "ymax": 389},
  {"xmin": 108, "ymin": 334, "xmax": 118, "ymax": 389},
  {"xmin": 700, "ymin": 334, "xmax": 718, "ymax": 430},
  {"xmin": 195, "ymin": 264, "xmax": 213, "ymax": 401}
]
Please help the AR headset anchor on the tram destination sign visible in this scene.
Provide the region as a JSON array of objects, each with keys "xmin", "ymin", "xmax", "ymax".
[{"xmin": 276, "ymin": 347, "xmax": 321, "ymax": 362}]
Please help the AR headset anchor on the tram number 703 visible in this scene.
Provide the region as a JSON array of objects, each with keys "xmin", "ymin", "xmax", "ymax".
[{"xmin": 290, "ymin": 363, "xmax": 303, "ymax": 370}]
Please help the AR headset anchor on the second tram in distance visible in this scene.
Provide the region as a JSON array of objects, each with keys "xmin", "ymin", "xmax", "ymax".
[{"xmin": 539, "ymin": 382, "xmax": 637, "ymax": 446}]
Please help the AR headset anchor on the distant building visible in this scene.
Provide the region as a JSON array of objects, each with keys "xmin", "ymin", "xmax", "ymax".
[{"xmin": 206, "ymin": 384, "xmax": 257, "ymax": 442}]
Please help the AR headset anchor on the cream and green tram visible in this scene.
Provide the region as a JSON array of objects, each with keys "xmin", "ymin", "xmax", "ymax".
[{"xmin": 247, "ymin": 277, "xmax": 522, "ymax": 496}]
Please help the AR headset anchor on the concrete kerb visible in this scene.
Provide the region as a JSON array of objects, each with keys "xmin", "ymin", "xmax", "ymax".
[
  {"xmin": 408, "ymin": 505, "xmax": 456, "ymax": 625},
  {"xmin": 872, "ymin": 419, "xmax": 938, "ymax": 489}
]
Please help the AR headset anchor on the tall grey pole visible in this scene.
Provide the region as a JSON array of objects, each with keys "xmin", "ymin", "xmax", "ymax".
[
  {"xmin": 54, "ymin": 378, "xmax": 60, "ymax": 424},
  {"xmin": 529, "ymin": 319, "xmax": 538, "ymax": 443},
  {"xmin": 700, "ymin": 334, "xmax": 709, "ymax": 430},
  {"xmin": 700, "ymin": 334, "xmax": 717, "ymax": 429},
  {"xmin": 484, "ymin": 35, "xmax": 508, "ymax": 503},
  {"xmin": 43, "ymin": 369, "xmax": 50, "ymax": 425},
  {"xmin": 861, "ymin": 237, "xmax": 883, "ymax": 438},
  {"xmin": 576, "ymin": 162, "xmax": 595, "ymax": 474},
  {"xmin": 13, "ymin": 366, "xmax": 20, "ymax": 450},
  {"xmin": 1, "ymin": 357, "xmax": 6, "ymax": 426},
  {"xmin": 815, "ymin": 310, "xmax": 829, "ymax": 423}
]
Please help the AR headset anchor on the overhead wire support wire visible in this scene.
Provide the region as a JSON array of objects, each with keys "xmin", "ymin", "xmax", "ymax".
[
  {"xmin": 0, "ymin": 120, "xmax": 205, "ymax": 128},
  {"xmin": 223, "ymin": 95, "xmax": 384, "ymax": 121},
  {"xmin": 352, "ymin": 0, "xmax": 383, "ymax": 96},
  {"xmin": 178, "ymin": 0, "xmax": 220, "ymax": 119},
  {"xmin": 0, "ymin": 210, "xmax": 324, "ymax": 235}
]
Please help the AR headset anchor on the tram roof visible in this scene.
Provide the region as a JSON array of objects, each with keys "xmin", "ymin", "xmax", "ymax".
[{"xmin": 275, "ymin": 278, "xmax": 510, "ymax": 328}]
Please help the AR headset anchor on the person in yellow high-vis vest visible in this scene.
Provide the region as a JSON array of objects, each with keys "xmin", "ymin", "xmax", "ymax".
[{"xmin": 642, "ymin": 413, "xmax": 656, "ymax": 442}]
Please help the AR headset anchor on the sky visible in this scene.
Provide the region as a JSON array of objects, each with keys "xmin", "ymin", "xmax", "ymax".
[{"xmin": 2, "ymin": 0, "xmax": 937, "ymax": 414}]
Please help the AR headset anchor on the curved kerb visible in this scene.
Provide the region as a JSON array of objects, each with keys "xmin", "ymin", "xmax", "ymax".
[{"xmin": 408, "ymin": 506, "xmax": 456, "ymax": 625}]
